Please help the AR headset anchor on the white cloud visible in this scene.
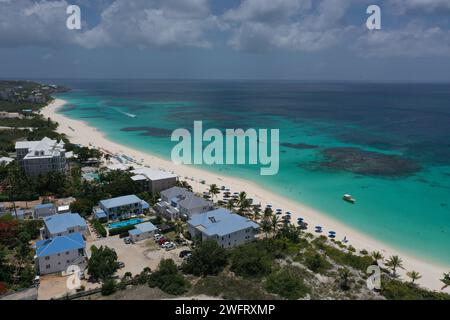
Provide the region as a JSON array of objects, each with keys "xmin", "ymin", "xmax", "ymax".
[
  {"xmin": 75, "ymin": 0, "xmax": 215, "ymax": 49},
  {"xmin": 0, "ymin": 0, "xmax": 74, "ymax": 48},
  {"xmin": 223, "ymin": 0, "xmax": 356, "ymax": 52},
  {"xmin": 387, "ymin": 0, "xmax": 450, "ymax": 14},
  {"xmin": 354, "ymin": 22, "xmax": 450, "ymax": 57}
]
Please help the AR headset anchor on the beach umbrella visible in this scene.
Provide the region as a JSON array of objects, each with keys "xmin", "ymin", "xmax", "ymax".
[
  {"xmin": 266, "ymin": 204, "xmax": 272, "ymax": 208},
  {"xmin": 329, "ymin": 231, "xmax": 336, "ymax": 235},
  {"xmin": 315, "ymin": 226, "xmax": 322, "ymax": 229}
]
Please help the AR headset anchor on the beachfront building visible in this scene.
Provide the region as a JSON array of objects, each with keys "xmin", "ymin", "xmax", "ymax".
[
  {"xmin": 35, "ymin": 233, "xmax": 87, "ymax": 275},
  {"xmin": 187, "ymin": 208, "xmax": 260, "ymax": 249},
  {"xmin": 131, "ymin": 167, "xmax": 177, "ymax": 195},
  {"xmin": 15, "ymin": 137, "xmax": 67, "ymax": 176},
  {"xmin": 129, "ymin": 221, "xmax": 158, "ymax": 242},
  {"xmin": 156, "ymin": 187, "xmax": 214, "ymax": 220},
  {"xmin": 99, "ymin": 194, "xmax": 148, "ymax": 221},
  {"xmin": 41, "ymin": 213, "xmax": 88, "ymax": 239},
  {"xmin": 34, "ymin": 203, "xmax": 56, "ymax": 219}
]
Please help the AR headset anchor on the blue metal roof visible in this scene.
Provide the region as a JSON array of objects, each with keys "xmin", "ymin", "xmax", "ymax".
[
  {"xmin": 94, "ymin": 208, "xmax": 107, "ymax": 219},
  {"xmin": 188, "ymin": 208, "xmax": 259, "ymax": 237},
  {"xmin": 35, "ymin": 203, "xmax": 54, "ymax": 209},
  {"xmin": 141, "ymin": 200, "xmax": 150, "ymax": 210},
  {"xmin": 44, "ymin": 213, "xmax": 87, "ymax": 234},
  {"xmin": 100, "ymin": 195, "xmax": 142, "ymax": 209},
  {"xmin": 36, "ymin": 233, "xmax": 85, "ymax": 257}
]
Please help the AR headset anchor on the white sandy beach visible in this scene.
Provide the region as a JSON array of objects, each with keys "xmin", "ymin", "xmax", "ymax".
[{"xmin": 42, "ymin": 98, "xmax": 449, "ymax": 293}]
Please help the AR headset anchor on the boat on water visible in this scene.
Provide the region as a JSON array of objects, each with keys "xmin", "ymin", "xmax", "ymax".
[{"xmin": 343, "ymin": 194, "xmax": 356, "ymax": 204}]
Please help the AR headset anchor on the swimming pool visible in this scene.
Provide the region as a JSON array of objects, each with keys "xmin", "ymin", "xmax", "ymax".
[{"xmin": 108, "ymin": 218, "xmax": 143, "ymax": 230}]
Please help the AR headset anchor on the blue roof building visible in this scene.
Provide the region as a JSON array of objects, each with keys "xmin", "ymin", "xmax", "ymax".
[
  {"xmin": 129, "ymin": 221, "xmax": 158, "ymax": 242},
  {"xmin": 35, "ymin": 233, "xmax": 86, "ymax": 275},
  {"xmin": 187, "ymin": 208, "xmax": 259, "ymax": 248},
  {"xmin": 42, "ymin": 213, "xmax": 88, "ymax": 239}
]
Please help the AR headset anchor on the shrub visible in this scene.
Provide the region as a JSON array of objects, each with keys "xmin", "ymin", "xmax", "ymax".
[
  {"xmin": 101, "ymin": 278, "xmax": 117, "ymax": 296},
  {"xmin": 182, "ymin": 240, "xmax": 228, "ymax": 277},
  {"xmin": 265, "ymin": 267, "xmax": 310, "ymax": 300},
  {"xmin": 303, "ymin": 250, "xmax": 332, "ymax": 274},
  {"xmin": 230, "ymin": 245, "xmax": 272, "ymax": 278},
  {"xmin": 109, "ymin": 224, "xmax": 135, "ymax": 236},
  {"xmin": 93, "ymin": 220, "xmax": 107, "ymax": 237},
  {"xmin": 148, "ymin": 259, "xmax": 190, "ymax": 295}
]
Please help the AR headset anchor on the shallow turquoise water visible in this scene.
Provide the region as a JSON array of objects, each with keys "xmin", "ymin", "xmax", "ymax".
[{"xmin": 54, "ymin": 80, "xmax": 450, "ymax": 266}]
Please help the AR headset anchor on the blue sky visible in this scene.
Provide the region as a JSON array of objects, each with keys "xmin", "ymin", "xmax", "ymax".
[{"xmin": 0, "ymin": 0, "xmax": 449, "ymax": 81}]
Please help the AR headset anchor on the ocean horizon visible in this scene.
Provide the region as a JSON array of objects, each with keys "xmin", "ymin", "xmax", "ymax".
[{"xmin": 50, "ymin": 79, "xmax": 450, "ymax": 266}]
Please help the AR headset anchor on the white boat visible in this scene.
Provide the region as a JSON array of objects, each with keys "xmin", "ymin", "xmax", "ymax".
[{"xmin": 343, "ymin": 194, "xmax": 356, "ymax": 204}]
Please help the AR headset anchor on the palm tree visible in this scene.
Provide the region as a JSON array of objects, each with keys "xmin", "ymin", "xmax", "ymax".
[
  {"xmin": 406, "ymin": 271, "xmax": 421, "ymax": 284},
  {"xmin": 225, "ymin": 198, "xmax": 236, "ymax": 211},
  {"xmin": 270, "ymin": 215, "xmax": 283, "ymax": 235},
  {"xmin": 385, "ymin": 255, "xmax": 404, "ymax": 277},
  {"xmin": 208, "ymin": 184, "xmax": 220, "ymax": 201},
  {"xmin": 261, "ymin": 220, "xmax": 272, "ymax": 239},
  {"xmin": 371, "ymin": 251, "xmax": 384, "ymax": 264},
  {"xmin": 174, "ymin": 219, "xmax": 184, "ymax": 238},
  {"xmin": 263, "ymin": 207, "xmax": 273, "ymax": 221},
  {"xmin": 251, "ymin": 205, "xmax": 262, "ymax": 222},
  {"xmin": 441, "ymin": 272, "xmax": 450, "ymax": 290},
  {"xmin": 338, "ymin": 268, "xmax": 352, "ymax": 291}
]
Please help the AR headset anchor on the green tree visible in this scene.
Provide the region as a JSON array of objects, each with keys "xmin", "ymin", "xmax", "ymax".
[
  {"xmin": 182, "ymin": 240, "xmax": 228, "ymax": 276},
  {"xmin": 261, "ymin": 220, "xmax": 272, "ymax": 239},
  {"xmin": 101, "ymin": 278, "xmax": 117, "ymax": 296},
  {"xmin": 230, "ymin": 245, "xmax": 272, "ymax": 278},
  {"xmin": 406, "ymin": 271, "xmax": 422, "ymax": 284},
  {"xmin": 148, "ymin": 259, "xmax": 190, "ymax": 295},
  {"xmin": 441, "ymin": 272, "xmax": 450, "ymax": 290},
  {"xmin": 265, "ymin": 267, "xmax": 310, "ymax": 300},
  {"xmin": 87, "ymin": 246, "xmax": 119, "ymax": 282},
  {"xmin": 338, "ymin": 268, "xmax": 352, "ymax": 291},
  {"xmin": 385, "ymin": 255, "xmax": 404, "ymax": 278},
  {"xmin": 208, "ymin": 184, "xmax": 220, "ymax": 201}
]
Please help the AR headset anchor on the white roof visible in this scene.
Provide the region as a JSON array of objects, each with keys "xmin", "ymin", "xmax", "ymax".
[
  {"xmin": 131, "ymin": 167, "xmax": 177, "ymax": 181},
  {"xmin": 16, "ymin": 137, "xmax": 65, "ymax": 160},
  {"xmin": 0, "ymin": 157, "xmax": 14, "ymax": 164}
]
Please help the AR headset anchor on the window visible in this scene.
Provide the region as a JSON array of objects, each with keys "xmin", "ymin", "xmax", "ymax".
[
  {"xmin": 66, "ymin": 251, "xmax": 69, "ymax": 255},
  {"xmin": 45, "ymin": 256, "xmax": 50, "ymax": 260},
  {"xmin": 46, "ymin": 265, "xmax": 51, "ymax": 269}
]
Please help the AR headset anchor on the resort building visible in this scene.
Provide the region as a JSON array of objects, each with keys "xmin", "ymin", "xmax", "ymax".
[
  {"xmin": 129, "ymin": 221, "xmax": 158, "ymax": 242},
  {"xmin": 156, "ymin": 187, "xmax": 214, "ymax": 220},
  {"xmin": 34, "ymin": 203, "xmax": 57, "ymax": 219},
  {"xmin": 187, "ymin": 208, "xmax": 260, "ymax": 249},
  {"xmin": 35, "ymin": 233, "xmax": 87, "ymax": 275},
  {"xmin": 41, "ymin": 213, "xmax": 88, "ymax": 239},
  {"xmin": 15, "ymin": 137, "xmax": 67, "ymax": 176},
  {"xmin": 131, "ymin": 167, "xmax": 177, "ymax": 195},
  {"xmin": 99, "ymin": 194, "xmax": 148, "ymax": 220}
]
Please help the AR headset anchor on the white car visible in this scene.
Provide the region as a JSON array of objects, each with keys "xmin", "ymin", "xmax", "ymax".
[
  {"xmin": 165, "ymin": 243, "xmax": 177, "ymax": 251},
  {"xmin": 161, "ymin": 241, "xmax": 175, "ymax": 249}
]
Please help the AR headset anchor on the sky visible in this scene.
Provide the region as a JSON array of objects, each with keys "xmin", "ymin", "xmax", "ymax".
[{"xmin": 0, "ymin": 0, "xmax": 449, "ymax": 82}]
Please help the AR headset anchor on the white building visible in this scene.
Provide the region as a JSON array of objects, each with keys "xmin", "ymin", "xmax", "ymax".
[
  {"xmin": 99, "ymin": 194, "xmax": 148, "ymax": 220},
  {"xmin": 35, "ymin": 233, "xmax": 86, "ymax": 275},
  {"xmin": 129, "ymin": 221, "xmax": 158, "ymax": 242},
  {"xmin": 41, "ymin": 213, "xmax": 88, "ymax": 239},
  {"xmin": 156, "ymin": 187, "xmax": 214, "ymax": 220},
  {"xmin": 131, "ymin": 167, "xmax": 177, "ymax": 195},
  {"xmin": 15, "ymin": 137, "xmax": 67, "ymax": 176},
  {"xmin": 187, "ymin": 208, "xmax": 260, "ymax": 249}
]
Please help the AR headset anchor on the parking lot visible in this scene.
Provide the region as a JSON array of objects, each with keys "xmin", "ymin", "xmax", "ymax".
[
  {"xmin": 37, "ymin": 233, "xmax": 190, "ymax": 299},
  {"xmin": 86, "ymin": 234, "xmax": 189, "ymax": 277}
]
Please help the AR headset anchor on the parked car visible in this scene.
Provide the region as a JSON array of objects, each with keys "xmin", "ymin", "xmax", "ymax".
[
  {"xmin": 183, "ymin": 253, "xmax": 192, "ymax": 260},
  {"xmin": 162, "ymin": 241, "xmax": 175, "ymax": 249},
  {"xmin": 118, "ymin": 262, "xmax": 125, "ymax": 269},
  {"xmin": 158, "ymin": 238, "xmax": 168, "ymax": 245},
  {"xmin": 165, "ymin": 243, "xmax": 176, "ymax": 251},
  {"xmin": 179, "ymin": 250, "xmax": 192, "ymax": 258},
  {"xmin": 123, "ymin": 237, "xmax": 131, "ymax": 244},
  {"xmin": 153, "ymin": 233, "xmax": 162, "ymax": 240}
]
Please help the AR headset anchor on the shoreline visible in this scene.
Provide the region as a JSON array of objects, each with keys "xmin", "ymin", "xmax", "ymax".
[{"xmin": 42, "ymin": 98, "xmax": 449, "ymax": 292}]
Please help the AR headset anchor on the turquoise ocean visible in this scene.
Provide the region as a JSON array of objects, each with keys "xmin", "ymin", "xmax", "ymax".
[{"xmin": 49, "ymin": 79, "xmax": 450, "ymax": 266}]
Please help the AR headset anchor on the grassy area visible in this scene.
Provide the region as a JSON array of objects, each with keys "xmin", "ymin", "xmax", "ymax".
[{"xmin": 190, "ymin": 273, "xmax": 277, "ymax": 300}]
